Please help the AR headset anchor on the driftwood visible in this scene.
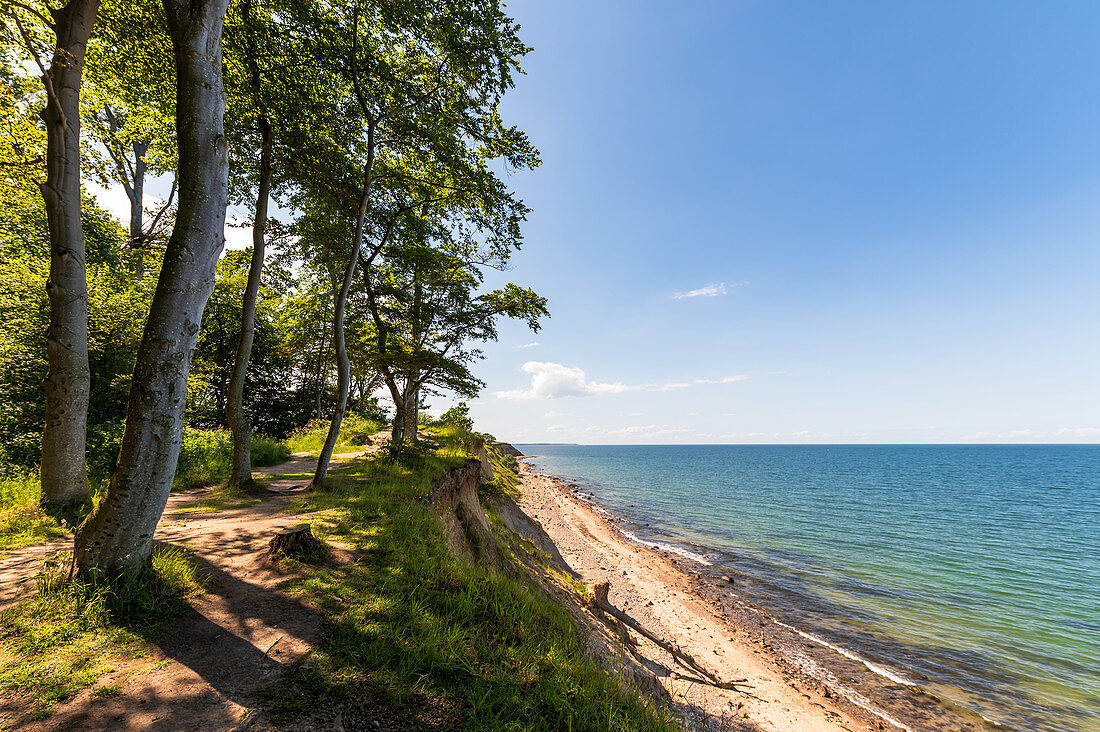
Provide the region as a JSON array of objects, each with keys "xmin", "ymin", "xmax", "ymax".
[
  {"xmin": 268, "ymin": 523, "xmax": 325, "ymax": 559},
  {"xmin": 586, "ymin": 581, "xmax": 747, "ymax": 689}
]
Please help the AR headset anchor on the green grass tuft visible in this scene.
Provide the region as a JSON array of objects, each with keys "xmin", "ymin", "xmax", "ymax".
[
  {"xmin": 0, "ymin": 471, "xmax": 69, "ymax": 551},
  {"xmin": 0, "ymin": 471, "xmax": 108, "ymax": 551},
  {"xmin": 0, "ymin": 545, "xmax": 203, "ymax": 722}
]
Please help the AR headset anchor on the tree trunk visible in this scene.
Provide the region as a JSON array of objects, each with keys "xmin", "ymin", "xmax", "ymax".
[
  {"xmin": 313, "ymin": 321, "xmax": 327, "ymax": 419},
  {"xmin": 73, "ymin": 0, "xmax": 231, "ymax": 580},
  {"xmin": 226, "ymin": 117, "xmax": 272, "ymax": 489},
  {"xmin": 403, "ymin": 382, "xmax": 418, "ymax": 442},
  {"xmin": 389, "ymin": 383, "xmax": 406, "ymax": 446},
  {"xmin": 39, "ymin": 0, "xmax": 100, "ymax": 509},
  {"xmin": 129, "ymin": 140, "xmax": 147, "ymax": 280},
  {"xmin": 312, "ymin": 159, "xmax": 373, "ymax": 487}
]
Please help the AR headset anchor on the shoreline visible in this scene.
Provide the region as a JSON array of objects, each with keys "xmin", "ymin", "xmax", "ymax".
[{"xmin": 513, "ymin": 461, "xmax": 993, "ymax": 732}]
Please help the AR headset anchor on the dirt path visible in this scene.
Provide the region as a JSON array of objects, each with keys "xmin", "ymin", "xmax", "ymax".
[
  {"xmin": 514, "ymin": 465, "xmax": 882, "ymax": 732},
  {"xmin": 0, "ymin": 451, "xmax": 366, "ymax": 732}
]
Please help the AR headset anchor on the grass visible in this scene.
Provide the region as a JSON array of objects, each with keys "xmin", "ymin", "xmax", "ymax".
[
  {"xmin": 0, "ymin": 425, "xmax": 678, "ymax": 730},
  {"xmin": 0, "ymin": 545, "xmax": 203, "ymax": 722},
  {"xmin": 0, "ymin": 471, "xmax": 72, "ymax": 551},
  {"xmin": 286, "ymin": 415, "xmax": 385, "ymax": 455},
  {"xmin": 0, "ymin": 429, "xmax": 291, "ymax": 551},
  {"xmin": 260, "ymin": 427, "xmax": 680, "ymax": 731},
  {"xmin": 174, "ymin": 428, "xmax": 290, "ymax": 490}
]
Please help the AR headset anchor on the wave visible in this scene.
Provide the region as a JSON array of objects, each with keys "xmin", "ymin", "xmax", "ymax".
[{"xmin": 618, "ymin": 529, "xmax": 714, "ymax": 566}]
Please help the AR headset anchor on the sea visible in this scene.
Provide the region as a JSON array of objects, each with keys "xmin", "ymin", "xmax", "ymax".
[{"xmin": 515, "ymin": 444, "xmax": 1100, "ymax": 732}]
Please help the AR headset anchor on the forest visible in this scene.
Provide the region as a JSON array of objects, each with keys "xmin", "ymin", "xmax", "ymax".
[{"xmin": 0, "ymin": 0, "xmax": 548, "ymax": 579}]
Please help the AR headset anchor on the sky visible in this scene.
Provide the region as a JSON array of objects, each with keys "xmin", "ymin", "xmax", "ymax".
[
  {"xmin": 467, "ymin": 0, "xmax": 1100, "ymax": 444},
  {"xmin": 92, "ymin": 1, "xmax": 1100, "ymax": 444}
]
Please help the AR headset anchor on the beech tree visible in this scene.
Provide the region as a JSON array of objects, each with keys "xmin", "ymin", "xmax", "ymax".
[
  {"xmin": 83, "ymin": 0, "xmax": 176, "ymax": 280},
  {"xmin": 2, "ymin": 0, "xmax": 101, "ymax": 508},
  {"xmin": 293, "ymin": 0, "xmax": 538, "ymax": 484},
  {"xmin": 74, "ymin": 0, "xmax": 231, "ymax": 579},
  {"xmin": 222, "ymin": 0, "xmax": 277, "ymax": 489},
  {"xmin": 365, "ymin": 210, "xmax": 547, "ymax": 447}
]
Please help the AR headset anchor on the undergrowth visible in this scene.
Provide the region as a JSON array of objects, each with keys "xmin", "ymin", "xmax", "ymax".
[
  {"xmin": 0, "ymin": 546, "xmax": 203, "ymax": 722},
  {"xmin": 262, "ymin": 427, "xmax": 679, "ymax": 731},
  {"xmin": 0, "ymin": 430, "xmax": 291, "ymax": 550},
  {"xmin": 174, "ymin": 428, "xmax": 290, "ymax": 490},
  {"xmin": 0, "ymin": 471, "xmax": 110, "ymax": 551},
  {"xmin": 286, "ymin": 415, "xmax": 385, "ymax": 455}
]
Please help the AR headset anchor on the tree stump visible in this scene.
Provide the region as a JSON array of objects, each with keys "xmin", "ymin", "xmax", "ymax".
[{"xmin": 268, "ymin": 524, "xmax": 325, "ymax": 559}]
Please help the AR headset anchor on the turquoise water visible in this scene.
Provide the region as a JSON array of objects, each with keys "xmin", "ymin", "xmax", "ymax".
[{"xmin": 517, "ymin": 444, "xmax": 1100, "ymax": 731}]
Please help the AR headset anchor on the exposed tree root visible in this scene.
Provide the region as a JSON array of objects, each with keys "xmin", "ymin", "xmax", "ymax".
[{"xmin": 586, "ymin": 580, "xmax": 750, "ymax": 690}]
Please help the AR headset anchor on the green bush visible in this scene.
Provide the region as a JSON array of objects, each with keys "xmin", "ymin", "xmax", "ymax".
[
  {"xmin": 174, "ymin": 428, "xmax": 234, "ymax": 490},
  {"xmin": 439, "ymin": 401, "xmax": 473, "ymax": 432},
  {"xmin": 0, "ymin": 470, "xmax": 69, "ymax": 550},
  {"xmin": 174, "ymin": 428, "xmax": 289, "ymax": 489},
  {"xmin": 251, "ymin": 436, "xmax": 290, "ymax": 467},
  {"xmin": 286, "ymin": 414, "xmax": 384, "ymax": 454}
]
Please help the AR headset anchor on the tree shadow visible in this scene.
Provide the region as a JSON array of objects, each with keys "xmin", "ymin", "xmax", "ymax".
[{"xmin": 35, "ymin": 541, "xmax": 325, "ymax": 731}]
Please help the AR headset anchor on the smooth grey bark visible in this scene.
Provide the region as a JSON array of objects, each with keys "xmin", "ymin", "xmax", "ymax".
[
  {"xmin": 35, "ymin": 0, "xmax": 100, "ymax": 508},
  {"xmin": 390, "ymin": 380, "xmax": 418, "ymax": 446},
  {"xmin": 73, "ymin": 0, "xmax": 231, "ymax": 580},
  {"xmin": 404, "ymin": 383, "xmax": 419, "ymax": 439},
  {"xmin": 226, "ymin": 117, "xmax": 272, "ymax": 489},
  {"xmin": 313, "ymin": 323, "xmax": 327, "ymax": 419},
  {"xmin": 312, "ymin": 156, "xmax": 373, "ymax": 487}
]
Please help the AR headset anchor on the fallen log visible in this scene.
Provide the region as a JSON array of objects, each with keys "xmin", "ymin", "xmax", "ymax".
[{"xmin": 586, "ymin": 580, "xmax": 748, "ymax": 689}]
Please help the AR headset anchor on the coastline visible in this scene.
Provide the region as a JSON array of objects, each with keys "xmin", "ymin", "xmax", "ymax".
[{"xmin": 513, "ymin": 461, "xmax": 992, "ymax": 732}]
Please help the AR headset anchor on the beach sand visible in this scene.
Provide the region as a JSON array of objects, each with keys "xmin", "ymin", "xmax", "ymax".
[
  {"xmin": 512, "ymin": 463, "xmax": 889, "ymax": 732},
  {"xmin": 500, "ymin": 457, "xmax": 1028, "ymax": 732}
]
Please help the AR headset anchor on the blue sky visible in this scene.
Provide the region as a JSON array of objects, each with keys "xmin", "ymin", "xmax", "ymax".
[
  {"xmin": 87, "ymin": 2, "xmax": 1100, "ymax": 444},
  {"xmin": 466, "ymin": 1, "xmax": 1100, "ymax": 443}
]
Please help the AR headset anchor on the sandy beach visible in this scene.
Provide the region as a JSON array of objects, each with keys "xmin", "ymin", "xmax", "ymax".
[{"xmin": 512, "ymin": 461, "xmax": 991, "ymax": 732}]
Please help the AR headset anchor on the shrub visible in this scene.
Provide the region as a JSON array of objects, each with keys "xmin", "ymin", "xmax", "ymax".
[
  {"xmin": 251, "ymin": 436, "xmax": 290, "ymax": 467},
  {"xmin": 286, "ymin": 414, "xmax": 384, "ymax": 454},
  {"xmin": 0, "ymin": 470, "xmax": 68, "ymax": 550},
  {"xmin": 174, "ymin": 428, "xmax": 289, "ymax": 489},
  {"xmin": 439, "ymin": 402, "xmax": 473, "ymax": 432},
  {"xmin": 174, "ymin": 428, "xmax": 234, "ymax": 490}
]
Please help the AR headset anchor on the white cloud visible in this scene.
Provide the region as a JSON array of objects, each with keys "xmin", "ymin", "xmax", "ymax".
[
  {"xmin": 494, "ymin": 362, "xmax": 631, "ymax": 400},
  {"xmin": 693, "ymin": 375, "xmax": 750, "ymax": 385},
  {"xmin": 674, "ymin": 282, "xmax": 727, "ymax": 299},
  {"xmin": 495, "ymin": 362, "xmax": 749, "ymax": 400},
  {"xmin": 962, "ymin": 427, "xmax": 1100, "ymax": 442},
  {"xmin": 518, "ymin": 341, "xmax": 540, "ymax": 349}
]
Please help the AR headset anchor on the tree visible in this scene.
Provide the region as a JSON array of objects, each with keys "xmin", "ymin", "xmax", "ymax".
[
  {"xmin": 83, "ymin": 0, "xmax": 176, "ymax": 280},
  {"xmin": 74, "ymin": 0, "xmax": 231, "ymax": 580},
  {"xmin": 188, "ymin": 249, "xmax": 304, "ymax": 440},
  {"xmin": 292, "ymin": 0, "xmax": 539, "ymax": 483},
  {"xmin": 364, "ymin": 216, "xmax": 547, "ymax": 446},
  {"xmin": 2, "ymin": 0, "xmax": 101, "ymax": 508}
]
